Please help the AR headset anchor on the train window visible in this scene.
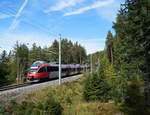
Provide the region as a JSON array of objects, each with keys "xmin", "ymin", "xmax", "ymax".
[
  {"xmin": 47, "ymin": 66, "xmax": 51, "ymax": 72},
  {"xmin": 77, "ymin": 68, "xmax": 81, "ymax": 71},
  {"xmin": 72, "ymin": 68, "xmax": 74, "ymax": 72},
  {"xmin": 67, "ymin": 68, "xmax": 71, "ymax": 71},
  {"xmin": 38, "ymin": 67, "xmax": 46, "ymax": 73},
  {"xmin": 62, "ymin": 68, "xmax": 64, "ymax": 72},
  {"xmin": 73, "ymin": 68, "xmax": 76, "ymax": 72},
  {"xmin": 55, "ymin": 67, "xmax": 59, "ymax": 71},
  {"xmin": 52, "ymin": 67, "xmax": 58, "ymax": 71},
  {"xmin": 62, "ymin": 68, "xmax": 67, "ymax": 73},
  {"xmin": 71, "ymin": 68, "xmax": 75, "ymax": 72},
  {"xmin": 47, "ymin": 66, "xmax": 59, "ymax": 72},
  {"xmin": 28, "ymin": 68, "xmax": 38, "ymax": 74}
]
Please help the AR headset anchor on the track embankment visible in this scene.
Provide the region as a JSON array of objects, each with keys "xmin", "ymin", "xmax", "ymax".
[{"xmin": 0, "ymin": 74, "xmax": 82, "ymax": 104}]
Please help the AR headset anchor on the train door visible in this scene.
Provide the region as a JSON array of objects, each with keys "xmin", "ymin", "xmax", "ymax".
[
  {"xmin": 66, "ymin": 67, "xmax": 71, "ymax": 76},
  {"xmin": 61, "ymin": 68, "xmax": 64, "ymax": 77},
  {"xmin": 77, "ymin": 67, "xmax": 81, "ymax": 73},
  {"xmin": 48, "ymin": 66, "xmax": 59, "ymax": 78},
  {"xmin": 37, "ymin": 66, "xmax": 48, "ymax": 79},
  {"xmin": 47, "ymin": 66, "xmax": 51, "ymax": 79}
]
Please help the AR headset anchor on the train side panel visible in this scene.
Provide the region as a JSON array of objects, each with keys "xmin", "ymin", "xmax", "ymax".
[{"xmin": 27, "ymin": 62, "xmax": 85, "ymax": 82}]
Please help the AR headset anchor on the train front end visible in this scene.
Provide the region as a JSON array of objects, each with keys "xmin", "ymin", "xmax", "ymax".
[
  {"xmin": 27, "ymin": 66, "xmax": 40, "ymax": 82},
  {"xmin": 27, "ymin": 61, "xmax": 46, "ymax": 82}
]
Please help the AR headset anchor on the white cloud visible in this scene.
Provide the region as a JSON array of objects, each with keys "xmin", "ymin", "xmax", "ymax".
[
  {"xmin": 0, "ymin": 13, "xmax": 12, "ymax": 19},
  {"xmin": 44, "ymin": 0, "xmax": 84, "ymax": 13},
  {"xmin": 64, "ymin": 0, "xmax": 114, "ymax": 16},
  {"xmin": 9, "ymin": 0, "xmax": 29, "ymax": 31}
]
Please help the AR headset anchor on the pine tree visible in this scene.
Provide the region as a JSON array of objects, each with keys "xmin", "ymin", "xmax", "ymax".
[
  {"xmin": 112, "ymin": 0, "xmax": 150, "ymax": 106},
  {"xmin": 122, "ymin": 0, "xmax": 150, "ymax": 105},
  {"xmin": 106, "ymin": 31, "xmax": 114, "ymax": 64},
  {"xmin": 13, "ymin": 42, "xmax": 29, "ymax": 82},
  {"xmin": 48, "ymin": 40, "xmax": 59, "ymax": 62},
  {"xmin": 0, "ymin": 50, "xmax": 10, "ymax": 86},
  {"xmin": 84, "ymin": 55, "xmax": 111, "ymax": 102},
  {"xmin": 83, "ymin": 73, "xmax": 110, "ymax": 102}
]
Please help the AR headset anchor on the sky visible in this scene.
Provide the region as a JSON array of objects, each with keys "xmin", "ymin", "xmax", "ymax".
[{"xmin": 0, "ymin": 0, "xmax": 124, "ymax": 54}]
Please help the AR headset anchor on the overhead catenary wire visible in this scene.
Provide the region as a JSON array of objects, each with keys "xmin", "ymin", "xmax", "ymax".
[
  {"xmin": 0, "ymin": 6, "xmax": 66, "ymax": 57},
  {"xmin": 0, "ymin": 6, "xmax": 58, "ymax": 37}
]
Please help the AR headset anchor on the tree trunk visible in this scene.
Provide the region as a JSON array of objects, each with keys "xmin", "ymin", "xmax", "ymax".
[{"xmin": 110, "ymin": 48, "xmax": 113, "ymax": 64}]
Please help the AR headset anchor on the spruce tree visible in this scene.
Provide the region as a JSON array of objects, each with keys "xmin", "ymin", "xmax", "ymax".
[
  {"xmin": 112, "ymin": 0, "xmax": 150, "ymax": 106},
  {"xmin": 106, "ymin": 31, "xmax": 114, "ymax": 64},
  {"xmin": 83, "ymin": 73, "xmax": 110, "ymax": 102}
]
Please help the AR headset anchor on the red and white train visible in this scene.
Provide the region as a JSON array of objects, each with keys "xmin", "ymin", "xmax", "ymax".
[{"xmin": 27, "ymin": 61, "xmax": 87, "ymax": 82}]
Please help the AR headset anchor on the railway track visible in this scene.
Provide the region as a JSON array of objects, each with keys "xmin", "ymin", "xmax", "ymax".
[
  {"xmin": 0, "ymin": 74, "xmax": 82, "ymax": 92},
  {"xmin": 0, "ymin": 83, "xmax": 31, "ymax": 92}
]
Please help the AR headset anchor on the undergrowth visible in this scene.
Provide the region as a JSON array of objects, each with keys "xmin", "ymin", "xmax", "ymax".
[{"xmin": 0, "ymin": 75, "xmax": 121, "ymax": 115}]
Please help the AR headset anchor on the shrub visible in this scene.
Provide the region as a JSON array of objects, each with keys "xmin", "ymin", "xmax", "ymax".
[
  {"xmin": 5, "ymin": 100, "xmax": 36, "ymax": 115},
  {"xmin": 3, "ymin": 92, "xmax": 63, "ymax": 115},
  {"xmin": 83, "ymin": 73, "xmax": 110, "ymax": 102},
  {"xmin": 42, "ymin": 92, "xmax": 63, "ymax": 115},
  {"xmin": 122, "ymin": 79, "xmax": 149, "ymax": 115},
  {"xmin": 0, "ymin": 105, "xmax": 5, "ymax": 115}
]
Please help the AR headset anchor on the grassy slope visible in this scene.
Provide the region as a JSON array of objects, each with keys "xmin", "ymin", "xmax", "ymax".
[{"xmin": 22, "ymin": 76, "xmax": 121, "ymax": 115}]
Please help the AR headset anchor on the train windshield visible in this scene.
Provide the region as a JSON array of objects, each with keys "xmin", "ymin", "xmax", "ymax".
[
  {"xmin": 28, "ymin": 63, "xmax": 42, "ymax": 74},
  {"xmin": 28, "ymin": 68, "xmax": 38, "ymax": 74},
  {"xmin": 31, "ymin": 63, "xmax": 42, "ymax": 67}
]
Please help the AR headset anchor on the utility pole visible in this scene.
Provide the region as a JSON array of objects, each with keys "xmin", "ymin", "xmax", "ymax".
[
  {"xmin": 59, "ymin": 34, "xmax": 61, "ymax": 85},
  {"xmin": 16, "ymin": 43, "xmax": 19, "ymax": 84},
  {"xmin": 90, "ymin": 54, "xmax": 93, "ymax": 73}
]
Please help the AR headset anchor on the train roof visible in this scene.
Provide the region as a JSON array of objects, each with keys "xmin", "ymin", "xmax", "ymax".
[
  {"xmin": 33, "ymin": 61, "xmax": 47, "ymax": 64},
  {"xmin": 30, "ymin": 61, "xmax": 87, "ymax": 69}
]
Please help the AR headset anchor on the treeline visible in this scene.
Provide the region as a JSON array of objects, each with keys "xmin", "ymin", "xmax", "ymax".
[
  {"xmin": 0, "ymin": 39, "xmax": 87, "ymax": 86},
  {"xmin": 84, "ymin": 0, "xmax": 150, "ymax": 115},
  {"xmin": 0, "ymin": 0, "xmax": 149, "ymax": 114}
]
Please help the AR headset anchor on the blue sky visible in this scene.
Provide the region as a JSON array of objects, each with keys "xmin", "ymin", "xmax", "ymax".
[{"xmin": 0, "ymin": 0, "xmax": 124, "ymax": 54}]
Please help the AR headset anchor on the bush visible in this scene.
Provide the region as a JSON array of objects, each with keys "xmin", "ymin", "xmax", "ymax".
[
  {"xmin": 0, "ymin": 105, "xmax": 5, "ymax": 115},
  {"xmin": 5, "ymin": 100, "xmax": 36, "ymax": 115},
  {"xmin": 122, "ymin": 79, "xmax": 149, "ymax": 115},
  {"xmin": 42, "ymin": 92, "xmax": 63, "ymax": 115},
  {"xmin": 83, "ymin": 73, "xmax": 110, "ymax": 102},
  {"xmin": 3, "ymin": 92, "xmax": 63, "ymax": 115}
]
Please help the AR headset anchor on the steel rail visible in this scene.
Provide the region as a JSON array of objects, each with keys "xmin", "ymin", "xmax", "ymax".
[{"xmin": 0, "ymin": 83, "xmax": 31, "ymax": 91}]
